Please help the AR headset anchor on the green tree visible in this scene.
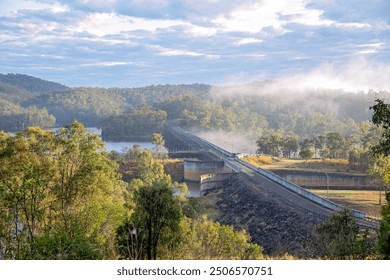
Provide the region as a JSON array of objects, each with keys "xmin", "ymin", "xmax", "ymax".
[
  {"xmin": 162, "ymin": 216, "xmax": 263, "ymax": 260},
  {"xmin": 0, "ymin": 99, "xmax": 56, "ymax": 132},
  {"xmin": 371, "ymin": 99, "xmax": 390, "ymax": 156},
  {"xmin": 131, "ymin": 182, "xmax": 181, "ymax": 260},
  {"xmin": 314, "ymin": 136, "xmax": 325, "ymax": 158},
  {"xmin": 121, "ymin": 150, "xmax": 182, "ymax": 260},
  {"xmin": 378, "ymin": 193, "xmax": 390, "ymax": 259},
  {"xmin": 52, "ymin": 122, "xmax": 126, "ymax": 258},
  {"xmin": 370, "ymin": 99, "xmax": 390, "ymax": 258},
  {"xmin": 315, "ymin": 209, "xmax": 373, "ymax": 259},
  {"xmin": 257, "ymin": 131, "xmax": 283, "ymax": 157},
  {"xmin": 151, "ymin": 133, "xmax": 165, "ymax": 155},
  {"xmin": 299, "ymin": 147, "xmax": 314, "ymax": 161},
  {"xmin": 326, "ymin": 132, "xmax": 345, "ymax": 159},
  {"xmin": 0, "ymin": 122, "xmax": 127, "ymax": 259},
  {"xmin": 368, "ymin": 155, "xmax": 390, "ymax": 205},
  {"xmin": 0, "ymin": 127, "xmax": 57, "ymax": 259},
  {"xmin": 101, "ymin": 105, "xmax": 167, "ymax": 141},
  {"xmin": 281, "ymin": 135, "xmax": 298, "ymax": 159}
]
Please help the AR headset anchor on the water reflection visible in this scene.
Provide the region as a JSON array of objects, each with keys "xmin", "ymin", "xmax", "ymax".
[
  {"xmin": 104, "ymin": 141, "xmax": 156, "ymax": 153},
  {"xmin": 186, "ymin": 181, "xmax": 200, "ymax": 197},
  {"xmin": 82, "ymin": 127, "xmax": 159, "ymax": 153}
]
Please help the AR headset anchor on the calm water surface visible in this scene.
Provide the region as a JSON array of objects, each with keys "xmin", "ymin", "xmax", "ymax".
[
  {"xmin": 104, "ymin": 141, "xmax": 156, "ymax": 153},
  {"xmin": 84, "ymin": 127, "xmax": 158, "ymax": 153},
  {"xmin": 186, "ymin": 181, "xmax": 200, "ymax": 197}
]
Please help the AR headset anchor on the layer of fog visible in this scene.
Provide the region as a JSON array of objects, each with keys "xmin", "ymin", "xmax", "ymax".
[
  {"xmin": 190, "ymin": 58, "xmax": 390, "ymax": 151},
  {"xmin": 194, "ymin": 129, "xmax": 257, "ymax": 154},
  {"xmin": 275, "ymin": 59, "xmax": 390, "ymax": 93},
  {"xmin": 212, "ymin": 58, "xmax": 390, "ymax": 95}
]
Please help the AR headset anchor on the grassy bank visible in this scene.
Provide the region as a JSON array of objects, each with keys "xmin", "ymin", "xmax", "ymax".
[
  {"xmin": 309, "ymin": 189, "xmax": 385, "ymax": 219},
  {"xmin": 243, "ymin": 155, "xmax": 366, "ymax": 174}
]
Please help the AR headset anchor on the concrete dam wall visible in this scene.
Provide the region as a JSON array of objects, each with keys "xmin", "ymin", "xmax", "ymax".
[
  {"xmin": 271, "ymin": 169, "xmax": 373, "ymax": 190},
  {"xmin": 183, "ymin": 160, "xmax": 227, "ymax": 182},
  {"xmin": 199, "ymin": 173, "xmax": 234, "ymax": 194}
]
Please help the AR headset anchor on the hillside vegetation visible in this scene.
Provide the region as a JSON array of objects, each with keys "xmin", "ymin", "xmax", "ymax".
[{"xmin": 0, "ymin": 73, "xmax": 387, "ymax": 142}]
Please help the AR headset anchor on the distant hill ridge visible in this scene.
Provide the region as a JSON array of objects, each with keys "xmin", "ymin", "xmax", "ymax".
[{"xmin": 0, "ymin": 73, "xmax": 68, "ymax": 94}]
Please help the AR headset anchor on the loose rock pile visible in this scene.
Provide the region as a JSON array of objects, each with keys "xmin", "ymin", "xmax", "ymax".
[{"xmin": 202, "ymin": 172, "xmax": 326, "ymax": 258}]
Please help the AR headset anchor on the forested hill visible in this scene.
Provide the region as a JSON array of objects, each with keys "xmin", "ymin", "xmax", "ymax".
[
  {"xmin": 0, "ymin": 73, "xmax": 389, "ymax": 142},
  {"xmin": 0, "ymin": 73, "xmax": 68, "ymax": 94}
]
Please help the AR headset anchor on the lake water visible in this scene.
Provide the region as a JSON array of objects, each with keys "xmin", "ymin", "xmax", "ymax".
[
  {"xmin": 84, "ymin": 127, "xmax": 163, "ymax": 153},
  {"xmin": 104, "ymin": 141, "xmax": 156, "ymax": 153},
  {"xmin": 186, "ymin": 181, "xmax": 200, "ymax": 197},
  {"xmin": 10, "ymin": 127, "xmax": 157, "ymax": 153}
]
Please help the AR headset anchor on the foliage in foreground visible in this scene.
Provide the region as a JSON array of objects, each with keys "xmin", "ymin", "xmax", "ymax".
[
  {"xmin": 0, "ymin": 122, "xmax": 126, "ymax": 259},
  {"xmin": 370, "ymin": 99, "xmax": 390, "ymax": 259},
  {"xmin": 117, "ymin": 215, "xmax": 263, "ymax": 260},
  {"xmin": 314, "ymin": 209, "xmax": 376, "ymax": 259},
  {"xmin": 115, "ymin": 150, "xmax": 263, "ymax": 260}
]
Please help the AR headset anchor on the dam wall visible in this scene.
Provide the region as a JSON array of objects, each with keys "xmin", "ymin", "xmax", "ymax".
[
  {"xmin": 183, "ymin": 160, "xmax": 227, "ymax": 182},
  {"xmin": 199, "ymin": 173, "xmax": 234, "ymax": 194},
  {"xmin": 271, "ymin": 169, "xmax": 374, "ymax": 190}
]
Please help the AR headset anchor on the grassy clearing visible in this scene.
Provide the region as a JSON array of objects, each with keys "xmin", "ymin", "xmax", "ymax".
[
  {"xmin": 309, "ymin": 189, "xmax": 386, "ymax": 219},
  {"xmin": 243, "ymin": 156, "xmax": 365, "ymax": 174},
  {"xmin": 244, "ymin": 155, "xmax": 276, "ymax": 166}
]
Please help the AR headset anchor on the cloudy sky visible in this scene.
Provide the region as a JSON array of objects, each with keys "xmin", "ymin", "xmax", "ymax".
[{"xmin": 0, "ymin": 0, "xmax": 389, "ymax": 89}]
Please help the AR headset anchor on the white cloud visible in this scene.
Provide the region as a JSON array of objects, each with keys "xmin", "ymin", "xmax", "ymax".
[
  {"xmin": 213, "ymin": 2, "xmax": 282, "ymax": 33},
  {"xmin": 0, "ymin": 0, "xmax": 388, "ymax": 87},
  {"xmin": 125, "ymin": 0, "xmax": 170, "ymax": 8},
  {"xmin": 356, "ymin": 42, "xmax": 385, "ymax": 55},
  {"xmin": 151, "ymin": 45, "xmax": 220, "ymax": 59},
  {"xmin": 81, "ymin": 61, "xmax": 134, "ymax": 67},
  {"xmin": 39, "ymin": 54, "xmax": 65, "ymax": 59},
  {"xmin": 71, "ymin": 12, "xmax": 185, "ymax": 36},
  {"xmin": 235, "ymin": 38, "xmax": 263, "ymax": 46},
  {"xmin": 0, "ymin": 0, "xmax": 70, "ymax": 16},
  {"xmin": 186, "ymin": 24, "xmax": 219, "ymax": 37},
  {"xmin": 212, "ymin": 0, "xmax": 320, "ymax": 33},
  {"xmin": 242, "ymin": 53, "xmax": 267, "ymax": 59},
  {"xmin": 334, "ymin": 22, "xmax": 371, "ymax": 29},
  {"xmin": 79, "ymin": 0, "xmax": 118, "ymax": 4},
  {"xmin": 211, "ymin": 0, "xmax": 372, "ymax": 34}
]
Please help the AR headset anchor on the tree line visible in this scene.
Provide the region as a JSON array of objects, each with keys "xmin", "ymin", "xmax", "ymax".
[
  {"xmin": 256, "ymin": 126, "xmax": 376, "ymax": 164},
  {"xmin": 1, "ymin": 73, "xmax": 388, "ymax": 144},
  {"xmin": 297, "ymin": 99, "xmax": 390, "ymax": 260}
]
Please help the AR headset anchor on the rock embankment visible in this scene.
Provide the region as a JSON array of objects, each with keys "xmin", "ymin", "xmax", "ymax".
[{"xmin": 202, "ymin": 172, "xmax": 326, "ymax": 258}]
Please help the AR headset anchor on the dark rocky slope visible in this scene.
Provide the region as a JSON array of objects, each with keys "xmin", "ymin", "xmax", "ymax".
[{"xmin": 202, "ymin": 172, "xmax": 326, "ymax": 258}]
